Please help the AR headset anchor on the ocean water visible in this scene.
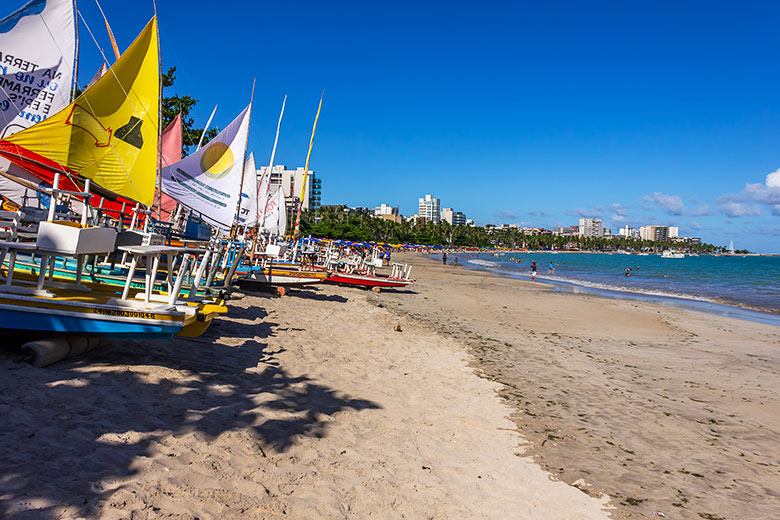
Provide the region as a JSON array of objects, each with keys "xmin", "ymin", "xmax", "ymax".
[{"xmin": 452, "ymin": 252, "xmax": 780, "ymax": 318}]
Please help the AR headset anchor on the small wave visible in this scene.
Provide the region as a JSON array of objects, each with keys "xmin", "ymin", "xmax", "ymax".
[
  {"xmin": 468, "ymin": 259, "xmax": 501, "ymax": 268},
  {"xmin": 546, "ymin": 275, "xmax": 716, "ymax": 303}
]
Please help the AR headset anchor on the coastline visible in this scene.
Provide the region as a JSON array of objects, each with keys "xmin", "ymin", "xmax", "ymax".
[
  {"xmin": 381, "ymin": 253, "xmax": 780, "ymax": 519},
  {"xmin": 1, "ymin": 254, "xmax": 778, "ymax": 518},
  {"xmin": 454, "ymin": 252, "xmax": 780, "ymax": 322}
]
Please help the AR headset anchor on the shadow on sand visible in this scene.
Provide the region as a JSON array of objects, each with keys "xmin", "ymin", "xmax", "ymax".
[{"xmin": 0, "ymin": 299, "xmax": 379, "ymax": 518}]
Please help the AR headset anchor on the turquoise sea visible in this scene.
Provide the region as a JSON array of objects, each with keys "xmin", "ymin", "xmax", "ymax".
[{"xmin": 452, "ymin": 252, "xmax": 780, "ymax": 325}]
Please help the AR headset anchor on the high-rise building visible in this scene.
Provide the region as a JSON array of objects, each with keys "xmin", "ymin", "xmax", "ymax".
[
  {"xmin": 440, "ymin": 207, "xmax": 466, "ymax": 226},
  {"xmin": 640, "ymin": 225, "xmax": 670, "ymax": 241},
  {"xmin": 418, "ymin": 194, "xmax": 440, "ymax": 223},
  {"xmin": 259, "ymin": 165, "xmax": 321, "ymax": 212},
  {"xmin": 578, "ymin": 218, "xmax": 604, "ymax": 238}
]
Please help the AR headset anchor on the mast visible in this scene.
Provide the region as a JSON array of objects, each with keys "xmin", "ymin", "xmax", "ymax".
[
  {"xmin": 71, "ymin": 0, "xmax": 79, "ymax": 102},
  {"xmin": 259, "ymin": 94, "xmax": 287, "ymax": 232},
  {"xmin": 292, "ymin": 91, "xmax": 323, "ymax": 240},
  {"xmin": 197, "ymin": 105, "xmax": 218, "ymax": 151},
  {"xmin": 153, "ymin": 0, "xmax": 163, "ymax": 220},
  {"xmin": 232, "ymin": 79, "xmax": 256, "ymax": 233}
]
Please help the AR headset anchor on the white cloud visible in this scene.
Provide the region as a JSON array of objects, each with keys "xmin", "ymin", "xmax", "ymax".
[
  {"xmin": 716, "ymin": 170, "xmax": 780, "ymax": 217},
  {"xmin": 496, "ymin": 210, "xmax": 517, "ymax": 221},
  {"xmin": 767, "ymin": 168, "xmax": 780, "ymax": 188},
  {"xmin": 717, "ymin": 201, "xmax": 763, "ymax": 218},
  {"xmin": 642, "ymin": 192, "xmax": 684, "ymax": 215}
]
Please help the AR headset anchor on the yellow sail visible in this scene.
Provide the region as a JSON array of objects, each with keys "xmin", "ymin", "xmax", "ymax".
[{"xmin": 0, "ymin": 17, "xmax": 159, "ymax": 205}]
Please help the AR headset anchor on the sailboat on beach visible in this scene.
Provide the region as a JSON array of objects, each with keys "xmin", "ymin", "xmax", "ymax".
[
  {"xmin": 0, "ymin": 15, "xmax": 191, "ymax": 338},
  {"xmin": 0, "ymin": 10, "xmax": 231, "ymax": 342}
]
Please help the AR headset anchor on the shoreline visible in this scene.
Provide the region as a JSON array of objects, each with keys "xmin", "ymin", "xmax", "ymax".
[
  {"xmin": 445, "ymin": 252, "xmax": 780, "ymax": 324},
  {"xmin": 2, "ymin": 254, "xmax": 778, "ymax": 518},
  {"xmin": 381, "ymin": 253, "xmax": 780, "ymax": 519}
]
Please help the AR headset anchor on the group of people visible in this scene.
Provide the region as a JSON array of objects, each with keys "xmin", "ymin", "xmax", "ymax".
[
  {"xmin": 442, "ymin": 252, "xmax": 458, "ymax": 266},
  {"xmin": 440, "ymin": 250, "xmax": 642, "ymax": 283}
]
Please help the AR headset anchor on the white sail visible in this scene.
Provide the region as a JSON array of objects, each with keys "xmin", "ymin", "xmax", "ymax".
[
  {"xmin": 0, "ymin": 0, "xmax": 77, "ymax": 205},
  {"xmin": 161, "ymin": 105, "xmax": 251, "ymax": 228},
  {"xmin": 262, "ymin": 187, "xmax": 286, "ymax": 237},
  {"xmin": 257, "ymin": 165, "xmax": 271, "ymax": 224},
  {"xmin": 237, "ymin": 152, "xmax": 257, "ymax": 226},
  {"xmin": 0, "ymin": 0, "xmax": 76, "ymax": 137}
]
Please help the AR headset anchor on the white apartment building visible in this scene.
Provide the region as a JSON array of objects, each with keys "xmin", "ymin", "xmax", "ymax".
[
  {"xmin": 259, "ymin": 165, "xmax": 322, "ymax": 212},
  {"xmin": 440, "ymin": 207, "xmax": 466, "ymax": 226},
  {"xmin": 669, "ymin": 226, "xmax": 679, "ymax": 238},
  {"xmin": 374, "ymin": 203, "xmax": 399, "ymax": 216},
  {"xmin": 618, "ymin": 225, "xmax": 641, "ymax": 239},
  {"xmin": 578, "ymin": 217, "xmax": 604, "ymax": 238},
  {"xmin": 418, "ymin": 194, "xmax": 440, "ymax": 224}
]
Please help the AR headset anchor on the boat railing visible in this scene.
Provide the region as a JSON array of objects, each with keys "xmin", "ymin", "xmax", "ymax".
[{"xmin": 390, "ymin": 262, "xmax": 412, "ymax": 280}]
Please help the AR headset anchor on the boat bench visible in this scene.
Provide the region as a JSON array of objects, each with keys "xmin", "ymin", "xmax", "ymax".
[
  {"xmin": 117, "ymin": 245, "xmax": 207, "ymax": 304},
  {"xmin": 0, "ymin": 240, "xmax": 93, "ymax": 295}
]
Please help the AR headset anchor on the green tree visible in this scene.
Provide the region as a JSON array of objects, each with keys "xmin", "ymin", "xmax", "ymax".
[{"xmin": 161, "ymin": 67, "xmax": 218, "ymax": 154}]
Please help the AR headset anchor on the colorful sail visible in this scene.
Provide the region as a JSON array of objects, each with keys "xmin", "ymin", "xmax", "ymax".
[
  {"xmin": 156, "ymin": 113, "xmax": 182, "ymax": 220},
  {"xmin": 160, "ymin": 105, "xmax": 251, "ymax": 228},
  {"xmin": 0, "ymin": 17, "xmax": 160, "ymax": 206},
  {"xmin": 237, "ymin": 152, "xmax": 257, "ymax": 226},
  {"xmin": 0, "ymin": 0, "xmax": 76, "ymax": 138},
  {"xmin": 86, "ymin": 63, "xmax": 108, "ymax": 89}
]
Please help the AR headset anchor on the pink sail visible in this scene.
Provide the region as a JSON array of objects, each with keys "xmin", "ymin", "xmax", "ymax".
[{"xmin": 156, "ymin": 113, "xmax": 182, "ymax": 221}]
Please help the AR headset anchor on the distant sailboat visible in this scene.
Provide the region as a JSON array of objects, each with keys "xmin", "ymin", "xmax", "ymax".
[{"xmin": 728, "ymin": 240, "xmax": 735, "ymax": 254}]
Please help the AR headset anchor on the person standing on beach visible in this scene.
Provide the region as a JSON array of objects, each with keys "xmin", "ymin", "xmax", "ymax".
[
  {"xmin": 531, "ymin": 260, "xmax": 537, "ymax": 281},
  {"xmin": 443, "ymin": 252, "xmax": 447, "ymax": 265}
]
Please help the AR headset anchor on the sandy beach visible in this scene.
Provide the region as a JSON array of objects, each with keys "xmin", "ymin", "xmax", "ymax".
[{"xmin": 1, "ymin": 253, "xmax": 778, "ymax": 519}]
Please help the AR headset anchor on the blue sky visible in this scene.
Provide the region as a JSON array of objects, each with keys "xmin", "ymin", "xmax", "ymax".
[{"xmin": 70, "ymin": 1, "xmax": 780, "ymax": 252}]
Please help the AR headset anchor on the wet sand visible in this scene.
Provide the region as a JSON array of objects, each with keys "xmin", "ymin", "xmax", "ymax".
[{"xmin": 378, "ymin": 253, "xmax": 780, "ymax": 519}]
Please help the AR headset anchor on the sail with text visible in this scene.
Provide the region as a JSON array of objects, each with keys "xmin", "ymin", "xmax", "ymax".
[
  {"xmin": 0, "ymin": 17, "xmax": 160, "ymax": 207},
  {"xmin": 0, "ymin": 0, "xmax": 76, "ymax": 205},
  {"xmin": 262, "ymin": 186, "xmax": 286, "ymax": 237},
  {"xmin": 257, "ymin": 164, "xmax": 271, "ymax": 225},
  {"xmin": 237, "ymin": 151, "xmax": 257, "ymax": 226},
  {"xmin": 160, "ymin": 105, "xmax": 251, "ymax": 229}
]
